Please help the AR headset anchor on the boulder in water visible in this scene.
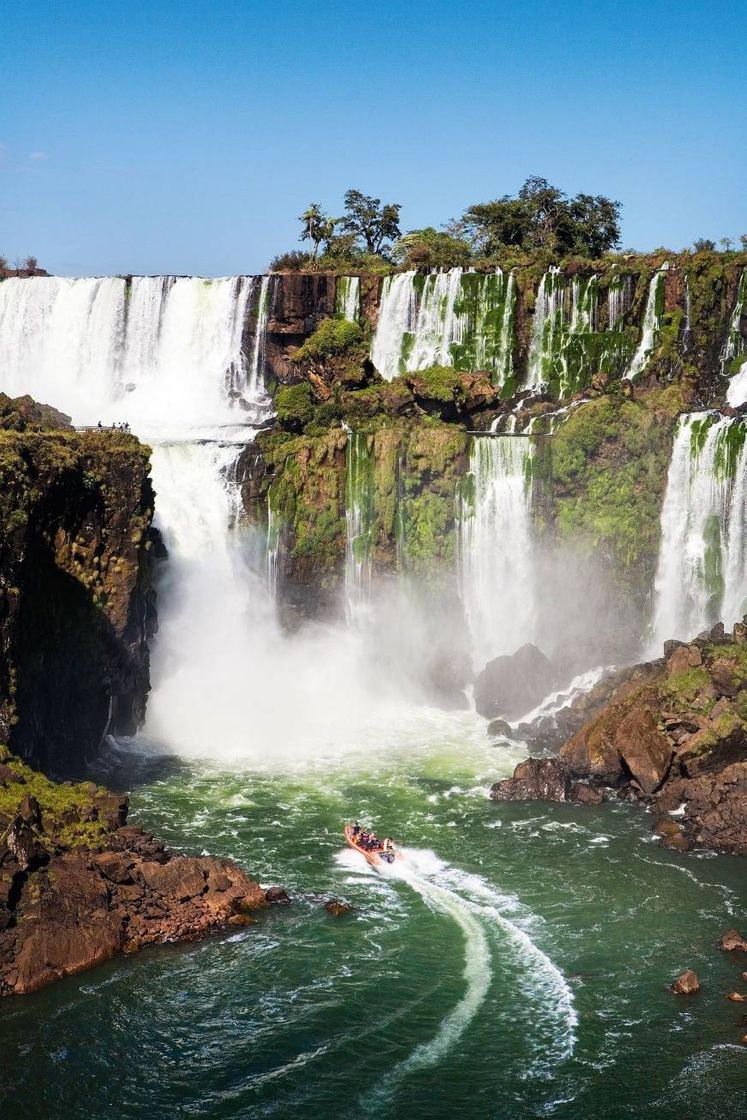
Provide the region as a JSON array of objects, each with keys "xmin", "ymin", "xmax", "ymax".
[
  {"xmin": 490, "ymin": 757, "xmax": 570, "ymax": 802},
  {"xmin": 671, "ymin": 969, "xmax": 700, "ymax": 995},
  {"xmin": 265, "ymin": 886, "xmax": 291, "ymax": 905},
  {"xmin": 324, "ymin": 899, "xmax": 353, "ymax": 917},
  {"xmin": 474, "ymin": 643, "xmax": 556, "ymax": 721},
  {"xmin": 487, "ymin": 718, "xmax": 512, "ymax": 739},
  {"xmin": 720, "ymin": 929, "xmax": 747, "ymax": 952}
]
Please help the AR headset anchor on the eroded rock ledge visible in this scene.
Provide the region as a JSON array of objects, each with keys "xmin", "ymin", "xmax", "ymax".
[
  {"xmin": 0, "ymin": 747, "xmax": 267, "ymax": 996},
  {"xmin": 491, "ymin": 623, "xmax": 747, "ymax": 854}
]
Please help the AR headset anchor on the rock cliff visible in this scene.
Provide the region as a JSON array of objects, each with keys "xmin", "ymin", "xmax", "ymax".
[{"xmin": 0, "ymin": 398, "xmax": 158, "ymax": 773}]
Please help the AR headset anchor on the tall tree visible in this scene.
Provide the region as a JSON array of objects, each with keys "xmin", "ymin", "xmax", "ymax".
[
  {"xmin": 341, "ymin": 190, "xmax": 401, "ymax": 255},
  {"xmin": 299, "ymin": 203, "xmax": 335, "ymax": 259}
]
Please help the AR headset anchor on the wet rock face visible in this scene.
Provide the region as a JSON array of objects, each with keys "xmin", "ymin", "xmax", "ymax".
[
  {"xmin": 490, "ymin": 626, "xmax": 747, "ymax": 854},
  {"xmin": 475, "ymin": 644, "xmax": 556, "ymax": 722},
  {"xmin": 0, "ymin": 419, "xmax": 158, "ymax": 773},
  {"xmin": 490, "ymin": 758, "xmax": 570, "ymax": 803}
]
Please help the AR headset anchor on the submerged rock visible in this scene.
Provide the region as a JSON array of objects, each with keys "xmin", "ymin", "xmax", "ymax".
[
  {"xmin": 265, "ymin": 886, "xmax": 291, "ymax": 905},
  {"xmin": 475, "ymin": 644, "xmax": 556, "ymax": 722},
  {"xmin": 324, "ymin": 899, "xmax": 353, "ymax": 917}
]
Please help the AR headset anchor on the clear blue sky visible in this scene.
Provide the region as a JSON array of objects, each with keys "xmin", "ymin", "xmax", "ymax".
[{"xmin": 1, "ymin": 0, "xmax": 745, "ymax": 276}]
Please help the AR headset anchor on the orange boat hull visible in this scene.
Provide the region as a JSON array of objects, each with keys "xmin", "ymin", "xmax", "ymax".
[{"xmin": 344, "ymin": 825, "xmax": 401, "ymax": 867}]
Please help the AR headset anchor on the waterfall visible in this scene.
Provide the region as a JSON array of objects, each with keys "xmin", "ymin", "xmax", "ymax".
[
  {"xmin": 607, "ymin": 275, "xmax": 631, "ymax": 330},
  {"xmin": 248, "ymin": 275, "xmax": 272, "ymax": 399},
  {"xmin": 722, "ymin": 269, "xmax": 747, "ymax": 374},
  {"xmin": 723, "ymin": 270, "xmax": 747, "ymax": 406},
  {"xmin": 0, "ymin": 273, "xmax": 276, "ymax": 750},
  {"xmin": 651, "ymin": 412, "xmax": 747, "ymax": 648},
  {"xmin": 371, "ymin": 269, "xmax": 516, "ymax": 386},
  {"xmin": 525, "ymin": 268, "xmax": 565, "ymax": 392},
  {"xmin": 458, "ymin": 435, "xmax": 536, "ymax": 668},
  {"xmin": 525, "ymin": 270, "xmax": 626, "ymax": 397},
  {"xmin": 0, "ymin": 274, "xmax": 262, "ymax": 430},
  {"xmin": 625, "ymin": 265, "xmax": 668, "ymax": 381},
  {"xmin": 344, "ymin": 431, "xmax": 375, "ymax": 623},
  {"xmin": 336, "ymin": 276, "xmax": 360, "ymax": 322}
]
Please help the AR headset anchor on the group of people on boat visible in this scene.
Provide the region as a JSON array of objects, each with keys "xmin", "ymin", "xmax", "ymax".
[{"xmin": 351, "ymin": 823, "xmax": 396, "ymax": 863}]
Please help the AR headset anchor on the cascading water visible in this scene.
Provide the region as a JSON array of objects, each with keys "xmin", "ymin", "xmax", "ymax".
[
  {"xmin": 0, "ymin": 273, "xmax": 276, "ymax": 750},
  {"xmin": 607, "ymin": 274, "xmax": 631, "ymax": 330},
  {"xmin": 371, "ymin": 268, "xmax": 515, "ymax": 386},
  {"xmin": 721, "ymin": 268, "xmax": 747, "ymax": 374},
  {"xmin": 0, "ymin": 274, "xmax": 260, "ymax": 431},
  {"xmin": 525, "ymin": 270, "xmax": 628, "ymax": 398},
  {"xmin": 525, "ymin": 268, "xmax": 565, "ymax": 392},
  {"xmin": 650, "ymin": 411, "xmax": 747, "ymax": 648},
  {"xmin": 336, "ymin": 276, "xmax": 361, "ymax": 322},
  {"xmin": 458, "ymin": 434, "xmax": 536, "ymax": 668},
  {"xmin": 625, "ymin": 265, "xmax": 668, "ymax": 380},
  {"xmin": 723, "ymin": 269, "xmax": 747, "ymax": 406},
  {"xmin": 344, "ymin": 430, "xmax": 375, "ymax": 624}
]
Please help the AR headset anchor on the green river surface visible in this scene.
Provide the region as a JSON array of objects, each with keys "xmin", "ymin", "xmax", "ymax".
[{"xmin": 1, "ymin": 713, "xmax": 746, "ymax": 1119}]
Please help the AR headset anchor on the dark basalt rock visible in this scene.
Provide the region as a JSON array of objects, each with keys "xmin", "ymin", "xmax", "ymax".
[
  {"xmin": 490, "ymin": 758, "xmax": 571, "ymax": 802},
  {"xmin": 475, "ymin": 644, "xmax": 557, "ymax": 722},
  {"xmin": 0, "ymin": 794, "xmax": 269, "ymax": 997},
  {"xmin": 324, "ymin": 899, "xmax": 353, "ymax": 917},
  {"xmin": 490, "ymin": 623, "xmax": 747, "ymax": 854},
  {"xmin": 265, "ymin": 886, "xmax": 291, "ymax": 905}
]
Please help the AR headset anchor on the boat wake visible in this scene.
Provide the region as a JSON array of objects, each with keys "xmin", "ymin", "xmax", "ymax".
[{"xmin": 338, "ymin": 846, "xmax": 578, "ymax": 1111}]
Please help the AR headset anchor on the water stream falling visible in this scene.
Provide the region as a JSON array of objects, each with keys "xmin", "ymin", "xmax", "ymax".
[
  {"xmin": 344, "ymin": 430, "xmax": 375, "ymax": 624},
  {"xmin": 371, "ymin": 268, "xmax": 515, "ymax": 386},
  {"xmin": 625, "ymin": 265, "xmax": 668, "ymax": 380},
  {"xmin": 650, "ymin": 411, "xmax": 747, "ymax": 648},
  {"xmin": 336, "ymin": 276, "xmax": 361, "ymax": 322},
  {"xmin": 524, "ymin": 270, "xmax": 629, "ymax": 397},
  {"xmin": 458, "ymin": 435, "xmax": 536, "ymax": 668}
]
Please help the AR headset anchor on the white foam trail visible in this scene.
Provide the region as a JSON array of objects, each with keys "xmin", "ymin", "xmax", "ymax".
[
  {"xmin": 363, "ymin": 865, "xmax": 492, "ymax": 1109},
  {"xmin": 362, "ymin": 847, "xmax": 576, "ymax": 1107}
]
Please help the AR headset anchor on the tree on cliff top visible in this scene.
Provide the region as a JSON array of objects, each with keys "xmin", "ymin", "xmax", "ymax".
[
  {"xmin": 392, "ymin": 227, "xmax": 472, "ymax": 269},
  {"xmin": 460, "ymin": 177, "xmax": 621, "ymax": 258},
  {"xmin": 299, "ymin": 203, "xmax": 335, "ymax": 259},
  {"xmin": 340, "ymin": 190, "xmax": 401, "ymax": 255}
]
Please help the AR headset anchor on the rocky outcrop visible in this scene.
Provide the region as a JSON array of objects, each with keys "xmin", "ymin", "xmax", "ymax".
[
  {"xmin": 0, "ymin": 409, "xmax": 158, "ymax": 772},
  {"xmin": 0, "ymin": 747, "xmax": 267, "ymax": 996},
  {"xmin": 672, "ymin": 969, "xmax": 700, "ymax": 995},
  {"xmin": 475, "ymin": 643, "xmax": 557, "ymax": 721},
  {"xmin": 490, "ymin": 758, "xmax": 570, "ymax": 802},
  {"xmin": 490, "ymin": 623, "xmax": 747, "ymax": 854}
]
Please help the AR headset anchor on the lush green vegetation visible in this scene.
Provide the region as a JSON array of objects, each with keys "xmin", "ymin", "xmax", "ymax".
[
  {"xmin": 290, "ymin": 318, "xmax": 364, "ymax": 364},
  {"xmin": 0, "ymin": 743, "xmax": 113, "ymax": 848}
]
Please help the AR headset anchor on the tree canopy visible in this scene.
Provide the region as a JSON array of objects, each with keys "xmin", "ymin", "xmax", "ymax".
[
  {"xmin": 459, "ymin": 177, "xmax": 622, "ymax": 258},
  {"xmin": 339, "ymin": 190, "xmax": 401, "ymax": 255}
]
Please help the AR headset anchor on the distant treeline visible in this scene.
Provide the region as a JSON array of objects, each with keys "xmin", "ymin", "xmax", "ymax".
[{"xmin": 270, "ymin": 179, "xmax": 747, "ymax": 274}]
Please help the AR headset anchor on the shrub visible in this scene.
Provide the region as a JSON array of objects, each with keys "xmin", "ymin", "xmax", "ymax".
[
  {"xmin": 291, "ymin": 318, "xmax": 364, "ymax": 364},
  {"xmin": 269, "ymin": 250, "xmax": 312, "ymax": 272},
  {"xmin": 274, "ymin": 383, "xmax": 316, "ymax": 431}
]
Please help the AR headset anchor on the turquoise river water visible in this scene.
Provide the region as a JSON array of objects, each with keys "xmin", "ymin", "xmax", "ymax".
[{"xmin": 1, "ymin": 715, "xmax": 746, "ymax": 1120}]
